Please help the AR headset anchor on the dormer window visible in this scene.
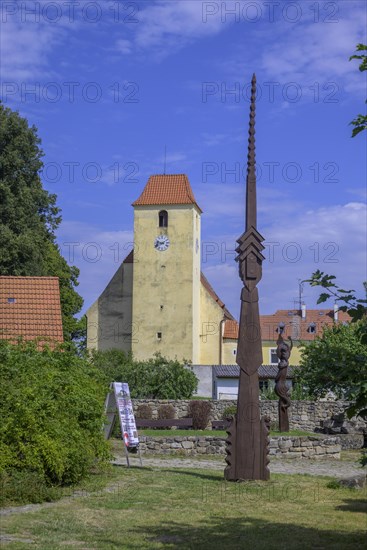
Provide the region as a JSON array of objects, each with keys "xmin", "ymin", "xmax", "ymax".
[
  {"xmin": 307, "ymin": 322, "xmax": 316, "ymax": 334},
  {"xmin": 7, "ymin": 297, "xmax": 16, "ymax": 303},
  {"xmin": 159, "ymin": 210, "xmax": 168, "ymax": 228}
]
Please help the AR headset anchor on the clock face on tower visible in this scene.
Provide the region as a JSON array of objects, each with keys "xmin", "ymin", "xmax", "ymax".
[{"xmin": 154, "ymin": 234, "xmax": 170, "ymax": 251}]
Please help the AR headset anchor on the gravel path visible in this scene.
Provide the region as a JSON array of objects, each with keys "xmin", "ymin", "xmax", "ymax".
[{"xmin": 114, "ymin": 455, "xmax": 364, "ymax": 479}]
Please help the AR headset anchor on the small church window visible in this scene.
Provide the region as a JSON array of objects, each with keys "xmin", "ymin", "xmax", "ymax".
[
  {"xmin": 157, "ymin": 332, "xmax": 162, "ymax": 339},
  {"xmin": 159, "ymin": 210, "xmax": 168, "ymax": 228}
]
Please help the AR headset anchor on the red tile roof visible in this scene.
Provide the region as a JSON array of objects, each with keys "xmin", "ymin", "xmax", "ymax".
[
  {"xmin": 223, "ymin": 319, "xmax": 239, "ymax": 339},
  {"xmin": 0, "ymin": 276, "xmax": 64, "ymax": 347},
  {"xmin": 224, "ymin": 308, "xmax": 351, "ymax": 341},
  {"xmin": 260, "ymin": 309, "xmax": 351, "ymax": 341},
  {"xmin": 200, "ymin": 273, "xmax": 235, "ymax": 321},
  {"xmin": 132, "ymin": 174, "xmax": 202, "ymax": 212}
]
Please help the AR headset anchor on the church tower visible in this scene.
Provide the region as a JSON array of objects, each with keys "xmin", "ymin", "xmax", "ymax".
[{"xmin": 131, "ymin": 174, "xmax": 202, "ymax": 362}]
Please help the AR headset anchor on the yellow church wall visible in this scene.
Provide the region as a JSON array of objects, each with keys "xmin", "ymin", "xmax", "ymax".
[
  {"xmin": 192, "ymin": 211, "xmax": 201, "ymax": 364},
  {"xmin": 132, "ymin": 204, "xmax": 201, "ymax": 362},
  {"xmin": 86, "ymin": 262, "xmax": 133, "ymax": 352},
  {"xmin": 199, "ymin": 283, "xmax": 223, "ymax": 365}
]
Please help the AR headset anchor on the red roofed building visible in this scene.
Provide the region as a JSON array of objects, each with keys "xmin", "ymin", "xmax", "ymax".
[
  {"xmin": 221, "ymin": 306, "xmax": 351, "ymax": 367},
  {"xmin": 0, "ymin": 276, "xmax": 64, "ymax": 348},
  {"xmin": 87, "ymin": 174, "xmax": 236, "ymax": 363}
]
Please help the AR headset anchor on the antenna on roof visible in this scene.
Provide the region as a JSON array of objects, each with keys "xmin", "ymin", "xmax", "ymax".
[
  {"xmin": 163, "ymin": 145, "xmax": 167, "ymax": 175},
  {"xmin": 291, "ymin": 280, "xmax": 307, "ymax": 310}
]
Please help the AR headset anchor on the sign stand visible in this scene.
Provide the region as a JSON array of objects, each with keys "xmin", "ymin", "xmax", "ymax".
[{"xmin": 104, "ymin": 382, "xmax": 143, "ymax": 467}]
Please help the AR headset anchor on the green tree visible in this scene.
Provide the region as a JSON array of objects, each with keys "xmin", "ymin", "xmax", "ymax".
[
  {"xmin": 0, "ymin": 103, "xmax": 84, "ymax": 343},
  {"xmin": 349, "ymin": 43, "xmax": 367, "ymax": 137},
  {"xmin": 299, "ymin": 322, "xmax": 366, "ymax": 402},
  {"xmin": 302, "ymin": 271, "xmax": 367, "ymax": 419}
]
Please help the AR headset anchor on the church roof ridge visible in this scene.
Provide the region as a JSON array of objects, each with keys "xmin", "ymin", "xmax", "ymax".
[
  {"xmin": 132, "ymin": 174, "xmax": 202, "ymax": 212},
  {"xmin": 200, "ymin": 272, "xmax": 236, "ymax": 321}
]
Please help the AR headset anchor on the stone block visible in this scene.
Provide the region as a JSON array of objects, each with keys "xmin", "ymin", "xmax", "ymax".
[
  {"xmin": 302, "ymin": 451, "xmax": 312, "ymax": 457},
  {"xmin": 339, "ymin": 475, "xmax": 366, "ymax": 489},
  {"xmin": 325, "ymin": 446, "xmax": 341, "ymax": 454},
  {"xmin": 181, "ymin": 441, "xmax": 193, "ymax": 449},
  {"xmin": 284, "ymin": 452, "xmax": 301, "ymax": 459},
  {"xmin": 279, "ymin": 440, "xmax": 293, "ymax": 450}
]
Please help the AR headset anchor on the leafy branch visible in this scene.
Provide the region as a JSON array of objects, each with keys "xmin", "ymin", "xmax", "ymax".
[{"xmin": 349, "ymin": 44, "xmax": 367, "ymax": 137}]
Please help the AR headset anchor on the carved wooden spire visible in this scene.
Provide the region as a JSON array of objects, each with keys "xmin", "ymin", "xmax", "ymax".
[
  {"xmin": 246, "ymin": 73, "xmax": 257, "ymax": 232},
  {"xmin": 225, "ymin": 73, "xmax": 269, "ymax": 481}
]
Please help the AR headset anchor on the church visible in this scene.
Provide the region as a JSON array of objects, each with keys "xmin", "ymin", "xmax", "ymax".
[{"xmin": 86, "ymin": 173, "xmax": 239, "ymax": 365}]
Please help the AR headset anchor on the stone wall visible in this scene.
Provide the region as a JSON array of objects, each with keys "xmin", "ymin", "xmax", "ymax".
[
  {"xmin": 138, "ymin": 435, "xmax": 344, "ymax": 459},
  {"xmin": 132, "ymin": 399, "xmax": 367, "ymax": 434}
]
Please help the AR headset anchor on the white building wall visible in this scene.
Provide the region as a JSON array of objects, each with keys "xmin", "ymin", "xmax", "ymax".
[{"xmin": 215, "ymin": 378, "xmax": 239, "ymax": 400}]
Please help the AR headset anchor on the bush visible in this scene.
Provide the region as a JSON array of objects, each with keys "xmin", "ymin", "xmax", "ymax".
[
  {"xmin": 0, "ymin": 341, "xmax": 110, "ymax": 488},
  {"xmin": 222, "ymin": 405, "xmax": 237, "ymax": 420},
  {"xmin": 0, "ymin": 470, "xmax": 62, "ymax": 507},
  {"xmin": 135, "ymin": 404, "xmax": 153, "ymax": 419},
  {"xmin": 157, "ymin": 404, "xmax": 175, "ymax": 420},
  {"xmin": 188, "ymin": 400, "xmax": 212, "ymax": 430},
  {"xmin": 90, "ymin": 351, "xmax": 198, "ymax": 399}
]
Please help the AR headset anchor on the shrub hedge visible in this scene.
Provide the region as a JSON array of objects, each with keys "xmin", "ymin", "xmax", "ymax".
[{"xmin": 0, "ymin": 341, "xmax": 111, "ymax": 489}]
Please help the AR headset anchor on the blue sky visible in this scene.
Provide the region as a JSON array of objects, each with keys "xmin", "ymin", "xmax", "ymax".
[{"xmin": 2, "ymin": 0, "xmax": 366, "ymax": 318}]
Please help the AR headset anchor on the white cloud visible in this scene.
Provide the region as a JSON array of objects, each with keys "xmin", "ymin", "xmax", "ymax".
[
  {"xmin": 116, "ymin": 39, "xmax": 133, "ymax": 55},
  {"xmin": 200, "ymin": 200, "xmax": 366, "ymax": 315},
  {"xmin": 114, "ymin": 0, "xmax": 227, "ymax": 59},
  {"xmin": 260, "ymin": 11, "xmax": 366, "ymax": 91},
  {"xmin": 217, "ymin": 2, "xmax": 367, "ymax": 101},
  {"xmin": 0, "ymin": 17, "xmax": 61, "ymax": 81}
]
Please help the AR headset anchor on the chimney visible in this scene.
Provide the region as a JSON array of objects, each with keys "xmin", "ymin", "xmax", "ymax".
[
  {"xmin": 301, "ymin": 303, "xmax": 306, "ymax": 319},
  {"xmin": 334, "ymin": 303, "xmax": 339, "ymax": 322}
]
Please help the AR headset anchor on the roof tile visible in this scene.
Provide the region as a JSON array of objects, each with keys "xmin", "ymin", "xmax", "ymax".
[
  {"xmin": 0, "ymin": 276, "xmax": 64, "ymax": 348},
  {"xmin": 132, "ymin": 174, "xmax": 202, "ymax": 212},
  {"xmin": 223, "ymin": 308, "xmax": 351, "ymax": 341}
]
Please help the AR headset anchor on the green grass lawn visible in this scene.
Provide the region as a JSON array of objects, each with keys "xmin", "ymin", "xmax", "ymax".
[
  {"xmin": 138, "ymin": 429, "xmax": 315, "ymax": 437},
  {"xmin": 1, "ymin": 465, "xmax": 365, "ymax": 549}
]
